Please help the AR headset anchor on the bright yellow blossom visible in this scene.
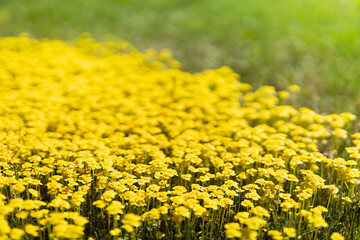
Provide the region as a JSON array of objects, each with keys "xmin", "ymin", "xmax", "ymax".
[
  {"xmin": 24, "ymin": 224, "xmax": 39, "ymax": 237},
  {"xmin": 331, "ymin": 232, "xmax": 345, "ymax": 240},
  {"xmin": 283, "ymin": 227, "xmax": 296, "ymax": 238}
]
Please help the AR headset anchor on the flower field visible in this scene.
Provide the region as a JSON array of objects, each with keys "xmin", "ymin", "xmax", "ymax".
[{"xmin": 0, "ymin": 36, "xmax": 359, "ymax": 239}]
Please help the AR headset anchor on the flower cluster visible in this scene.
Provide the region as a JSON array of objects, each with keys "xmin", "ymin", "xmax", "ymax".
[{"xmin": 0, "ymin": 35, "xmax": 358, "ymax": 239}]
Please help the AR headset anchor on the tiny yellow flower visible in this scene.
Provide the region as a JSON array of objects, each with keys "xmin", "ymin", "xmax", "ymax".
[
  {"xmin": 330, "ymin": 232, "xmax": 345, "ymax": 240},
  {"xmin": 110, "ymin": 228, "xmax": 121, "ymax": 236},
  {"xmin": 121, "ymin": 213, "xmax": 141, "ymax": 227},
  {"xmin": 283, "ymin": 227, "xmax": 296, "ymax": 238},
  {"xmin": 10, "ymin": 228, "xmax": 25, "ymax": 240},
  {"xmin": 25, "ymin": 224, "xmax": 39, "ymax": 237},
  {"xmin": 268, "ymin": 230, "xmax": 283, "ymax": 240},
  {"xmin": 288, "ymin": 84, "xmax": 300, "ymax": 93},
  {"xmin": 225, "ymin": 223, "xmax": 241, "ymax": 239},
  {"xmin": 278, "ymin": 91, "xmax": 290, "ymax": 99}
]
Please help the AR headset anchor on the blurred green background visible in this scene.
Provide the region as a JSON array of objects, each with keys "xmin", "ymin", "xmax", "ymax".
[{"xmin": 1, "ymin": 0, "xmax": 360, "ymax": 114}]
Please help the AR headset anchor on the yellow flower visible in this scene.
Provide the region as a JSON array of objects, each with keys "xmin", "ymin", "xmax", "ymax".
[
  {"xmin": 48, "ymin": 197, "xmax": 71, "ymax": 210},
  {"xmin": 181, "ymin": 174, "xmax": 192, "ymax": 181},
  {"xmin": 11, "ymin": 182, "xmax": 26, "ymax": 193},
  {"xmin": 240, "ymin": 228, "xmax": 258, "ymax": 240},
  {"xmin": 244, "ymin": 217, "xmax": 267, "ymax": 230},
  {"xmin": 0, "ymin": 218, "xmax": 11, "ymax": 235},
  {"xmin": 241, "ymin": 200, "xmax": 254, "ymax": 208},
  {"xmin": 268, "ymin": 230, "xmax": 283, "ymax": 240},
  {"xmin": 101, "ymin": 189, "xmax": 117, "ymax": 202},
  {"xmin": 234, "ymin": 212, "xmax": 249, "ymax": 224},
  {"xmin": 239, "ymin": 83, "xmax": 252, "ymax": 92},
  {"xmin": 330, "ymin": 232, "xmax": 345, "ymax": 240},
  {"xmin": 28, "ymin": 188, "xmax": 39, "ymax": 198},
  {"xmin": 278, "ymin": 91, "xmax": 290, "ymax": 99},
  {"xmin": 158, "ymin": 205, "xmax": 169, "ymax": 215},
  {"xmin": 193, "ymin": 204, "xmax": 207, "ymax": 217},
  {"xmin": 219, "ymin": 198, "xmax": 234, "ymax": 208},
  {"xmin": 288, "ymin": 84, "xmax": 301, "ymax": 93},
  {"xmin": 93, "ymin": 200, "xmax": 107, "ymax": 209},
  {"xmin": 25, "ymin": 224, "xmax": 39, "ymax": 237},
  {"xmin": 333, "ymin": 128, "xmax": 348, "ymax": 139},
  {"xmin": 121, "ymin": 213, "xmax": 141, "ymax": 227},
  {"xmin": 283, "ymin": 227, "xmax": 296, "ymax": 238},
  {"xmin": 30, "ymin": 209, "xmax": 49, "ymax": 219},
  {"xmin": 122, "ymin": 224, "xmax": 134, "ymax": 233},
  {"xmin": 171, "ymin": 186, "xmax": 187, "ymax": 195},
  {"xmin": 16, "ymin": 211, "xmax": 29, "ymax": 219},
  {"xmin": 10, "ymin": 228, "xmax": 25, "ymax": 240},
  {"xmin": 251, "ymin": 206, "xmax": 270, "ymax": 218},
  {"xmin": 106, "ymin": 201, "xmax": 125, "ymax": 215},
  {"xmin": 142, "ymin": 209, "xmax": 161, "ymax": 221},
  {"xmin": 174, "ymin": 206, "xmax": 191, "ymax": 218},
  {"xmin": 225, "ymin": 223, "xmax": 242, "ymax": 239},
  {"xmin": 54, "ymin": 224, "xmax": 84, "ymax": 239},
  {"xmin": 110, "ymin": 228, "xmax": 121, "ymax": 236}
]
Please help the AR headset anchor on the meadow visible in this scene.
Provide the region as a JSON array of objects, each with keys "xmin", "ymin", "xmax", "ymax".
[
  {"xmin": 1, "ymin": 1, "xmax": 360, "ymax": 240},
  {"xmin": 0, "ymin": 35, "xmax": 359, "ymax": 240},
  {"xmin": 1, "ymin": 0, "xmax": 360, "ymax": 113}
]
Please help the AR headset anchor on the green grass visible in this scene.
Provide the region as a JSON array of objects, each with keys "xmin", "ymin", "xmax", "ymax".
[{"xmin": 1, "ymin": 0, "xmax": 360, "ymax": 114}]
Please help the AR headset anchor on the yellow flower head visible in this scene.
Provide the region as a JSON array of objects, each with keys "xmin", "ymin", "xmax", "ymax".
[
  {"xmin": 121, "ymin": 213, "xmax": 142, "ymax": 227},
  {"xmin": 25, "ymin": 224, "xmax": 39, "ymax": 237},
  {"xmin": 225, "ymin": 223, "xmax": 241, "ymax": 239},
  {"xmin": 331, "ymin": 232, "xmax": 345, "ymax": 240},
  {"xmin": 10, "ymin": 228, "xmax": 25, "ymax": 240},
  {"xmin": 283, "ymin": 227, "xmax": 296, "ymax": 238}
]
